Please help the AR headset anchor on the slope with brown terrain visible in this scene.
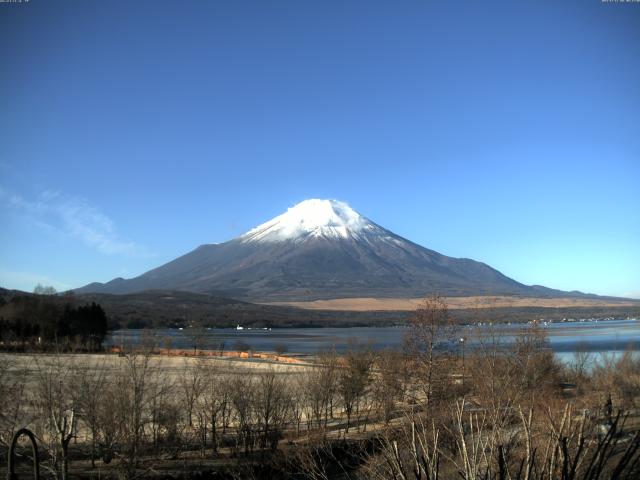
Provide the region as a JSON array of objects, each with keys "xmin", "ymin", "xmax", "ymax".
[{"xmin": 267, "ymin": 295, "xmax": 640, "ymax": 311}]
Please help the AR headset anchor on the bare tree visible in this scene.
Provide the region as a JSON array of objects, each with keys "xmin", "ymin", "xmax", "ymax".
[
  {"xmin": 466, "ymin": 324, "xmax": 520, "ymax": 437},
  {"xmin": 601, "ymin": 350, "xmax": 640, "ymax": 409},
  {"xmin": 0, "ymin": 355, "xmax": 30, "ymax": 453},
  {"xmin": 510, "ymin": 322, "xmax": 560, "ymax": 402},
  {"xmin": 196, "ymin": 360, "xmax": 229, "ymax": 455},
  {"xmin": 274, "ymin": 343, "xmax": 288, "ymax": 356},
  {"xmin": 33, "ymin": 283, "xmax": 57, "ymax": 295},
  {"xmin": 179, "ymin": 358, "xmax": 205, "ymax": 427},
  {"xmin": 290, "ymin": 372, "xmax": 307, "ymax": 437},
  {"xmin": 307, "ymin": 350, "xmax": 339, "ymax": 433},
  {"xmin": 95, "ymin": 379, "xmax": 121, "ymax": 465},
  {"xmin": 405, "ymin": 295, "xmax": 455, "ymax": 408},
  {"xmin": 33, "ymin": 355, "xmax": 77, "ymax": 480},
  {"xmin": 568, "ymin": 342, "xmax": 594, "ymax": 386},
  {"xmin": 338, "ymin": 345, "xmax": 373, "ymax": 433},
  {"xmin": 372, "ymin": 349, "xmax": 407, "ymax": 425},
  {"xmin": 187, "ymin": 326, "xmax": 208, "ymax": 355},
  {"xmin": 229, "ymin": 373, "xmax": 255, "ymax": 456},
  {"xmin": 148, "ymin": 362, "xmax": 179, "ymax": 453},
  {"xmin": 368, "ymin": 417, "xmax": 441, "ymax": 480},
  {"xmin": 73, "ymin": 359, "xmax": 108, "ymax": 468},
  {"xmin": 115, "ymin": 350, "xmax": 154, "ymax": 475},
  {"xmin": 254, "ymin": 367, "xmax": 291, "ymax": 451}
]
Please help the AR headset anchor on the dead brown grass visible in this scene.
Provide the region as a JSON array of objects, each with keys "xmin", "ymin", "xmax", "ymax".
[{"xmin": 265, "ymin": 295, "xmax": 639, "ymax": 311}]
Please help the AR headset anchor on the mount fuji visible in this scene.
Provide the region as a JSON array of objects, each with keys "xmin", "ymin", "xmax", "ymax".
[{"xmin": 76, "ymin": 199, "xmax": 565, "ymax": 301}]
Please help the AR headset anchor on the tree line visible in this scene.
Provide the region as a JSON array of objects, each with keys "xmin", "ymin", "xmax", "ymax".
[{"xmin": 0, "ymin": 292, "xmax": 108, "ymax": 351}]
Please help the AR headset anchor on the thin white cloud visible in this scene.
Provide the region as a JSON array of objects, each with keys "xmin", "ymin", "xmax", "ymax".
[{"xmin": 2, "ymin": 188, "xmax": 154, "ymax": 257}]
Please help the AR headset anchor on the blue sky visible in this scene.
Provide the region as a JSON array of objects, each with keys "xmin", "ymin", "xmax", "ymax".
[{"xmin": 1, "ymin": 0, "xmax": 638, "ymax": 298}]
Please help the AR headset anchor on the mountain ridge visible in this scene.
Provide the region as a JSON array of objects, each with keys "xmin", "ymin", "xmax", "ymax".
[{"xmin": 74, "ymin": 199, "xmax": 606, "ymax": 301}]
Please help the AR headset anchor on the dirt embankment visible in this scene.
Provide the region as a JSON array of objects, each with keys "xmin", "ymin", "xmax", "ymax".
[{"xmin": 107, "ymin": 345, "xmax": 307, "ymax": 364}]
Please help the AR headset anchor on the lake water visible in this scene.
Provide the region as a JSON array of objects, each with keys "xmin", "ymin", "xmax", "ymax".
[{"xmin": 107, "ymin": 318, "xmax": 640, "ymax": 364}]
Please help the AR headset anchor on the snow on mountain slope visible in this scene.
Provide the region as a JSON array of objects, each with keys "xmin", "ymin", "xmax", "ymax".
[
  {"xmin": 240, "ymin": 199, "xmax": 384, "ymax": 243},
  {"xmin": 75, "ymin": 199, "xmax": 568, "ymax": 301}
]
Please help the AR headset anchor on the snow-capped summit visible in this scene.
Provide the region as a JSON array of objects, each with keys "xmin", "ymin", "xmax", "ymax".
[
  {"xmin": 77, "ymin": 199, "xmax": 541, "ymax": 301},
  {"xmin": 241, "ymin": 199, "xmax": 383, "ymax": 243}
]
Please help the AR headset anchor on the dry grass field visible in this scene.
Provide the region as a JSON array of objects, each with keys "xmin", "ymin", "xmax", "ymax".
[
  {"xmin": 267, "ymin": 295, "xmax": 640, "ymax": 311},
  {"xmin": 2, "ymin": 351, "xmax": 311, "ymax": 383},
  {"xmin": 2, "ymin": 339, "xmax": 640, "ymax": 479}
]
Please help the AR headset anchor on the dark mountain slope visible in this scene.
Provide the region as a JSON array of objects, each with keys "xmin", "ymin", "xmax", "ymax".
[{"xmin": 75, "ymin": 199, "xmax": 596, "ymax": 301}]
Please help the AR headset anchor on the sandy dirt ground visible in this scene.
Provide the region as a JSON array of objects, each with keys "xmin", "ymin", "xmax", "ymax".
[
  {"xmin": 1, "ymin": 352, "xmax": 312, "ymax": 386},
  {"xmin": 265, "ymin": 295, "xmax": 640, "ymax": 311}
]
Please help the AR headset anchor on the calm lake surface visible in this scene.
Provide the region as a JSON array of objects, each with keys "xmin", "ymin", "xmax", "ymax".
[{"xmin": 108, "ymin": 319, "xmax": 640, "ymax": 363}]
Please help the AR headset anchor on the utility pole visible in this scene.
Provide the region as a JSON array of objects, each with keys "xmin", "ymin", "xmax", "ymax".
[{"xmin": 459, "ymin": 337, "xmax": 466, "ymax": 391}]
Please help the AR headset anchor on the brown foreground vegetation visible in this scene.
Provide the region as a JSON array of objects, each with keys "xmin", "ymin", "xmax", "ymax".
[{"xmin": 1, "ymin": 297, "xmax": 639, "ymax": 479}]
